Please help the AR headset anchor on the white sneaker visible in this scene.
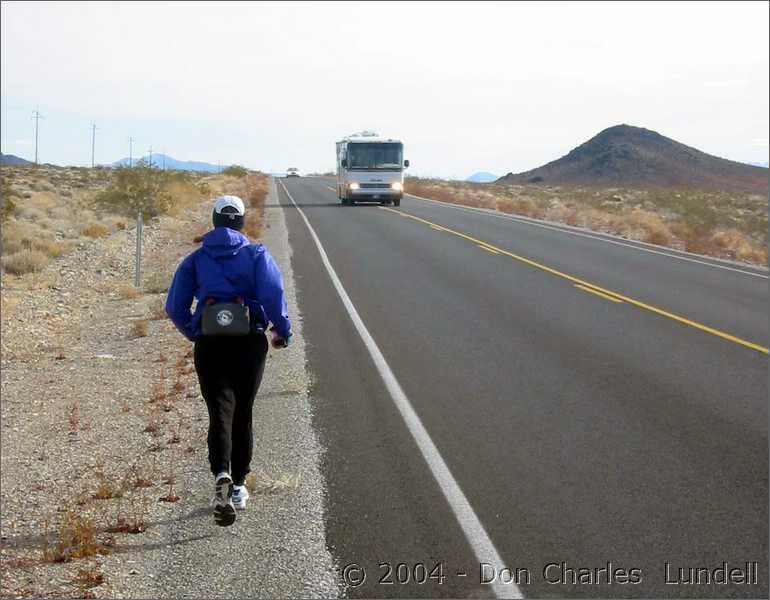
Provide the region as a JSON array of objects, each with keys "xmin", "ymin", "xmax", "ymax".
[
  {"xmin": 232, "ymin": 485, "xmax": 249, "ymax": 510},
  {"xmin": 212, "ymin": 473, "xmax": 236, "ymax": 527}
]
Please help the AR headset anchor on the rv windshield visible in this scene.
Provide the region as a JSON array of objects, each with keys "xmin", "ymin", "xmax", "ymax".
[{"xmin": 347, "ymin": 143, "xmax": 403, "ymax": 170}]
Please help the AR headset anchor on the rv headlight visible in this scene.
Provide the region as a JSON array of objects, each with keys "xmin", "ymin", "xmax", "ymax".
[
  {"xmin": 349, "ymin": 183, "xmax": 360, "ymax": 190},
  {"xmin": 391, "ymin": 182, "xmax": 403, "ymax": 191}
]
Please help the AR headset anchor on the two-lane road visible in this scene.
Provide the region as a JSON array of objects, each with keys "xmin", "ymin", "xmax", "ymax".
[{"xmin": 274, "ymin": 176, "xmax": 767, "ymax": 598}]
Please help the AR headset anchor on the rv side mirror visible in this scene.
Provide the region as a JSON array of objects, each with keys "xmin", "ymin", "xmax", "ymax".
[
  {"xmin": 341, "ymin": 159, "xmax": 347, "ymax": 168},
  {"xmin": 404, "ymin": 159, "xmax": 410, "ymax": 168}
]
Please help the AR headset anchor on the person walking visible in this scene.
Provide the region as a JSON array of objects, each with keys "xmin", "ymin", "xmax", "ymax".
[{"xmin": 166, "ymin": 195, "xmax": 292, "ymax": 526}]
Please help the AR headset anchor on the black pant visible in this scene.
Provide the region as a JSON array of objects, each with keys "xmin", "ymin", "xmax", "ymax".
[{"xmin": 193, "ymin": 334, "xmax": 268, "ymax": 485}]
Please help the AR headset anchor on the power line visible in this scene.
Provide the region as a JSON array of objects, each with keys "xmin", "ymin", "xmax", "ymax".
[
  {"xmin": 31, "ymin": 108, "xmax": 44, "ymax": 165},
  {"xmin": 90, "ymin": 122, "xmax": 99, "ymax": 168}
]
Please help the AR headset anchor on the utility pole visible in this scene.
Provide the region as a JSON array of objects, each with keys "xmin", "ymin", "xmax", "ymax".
[
  {"xmin": 31, "ymin": 108, "xmax": 44, "ymax": 166},
  {"xmin": 90, "ymin": 122, "xmax": 98, "ymax": 168},
  {"xmin": 129, "ymin": 136, "xmax": 134, "ymax": 167},
  {"xmin": 162, "ymin": 150, "xmax": 166, "ymax": 170},
  {"xmin": 148, "ymin": 146, "xmax": 153, "ymax": 168}
]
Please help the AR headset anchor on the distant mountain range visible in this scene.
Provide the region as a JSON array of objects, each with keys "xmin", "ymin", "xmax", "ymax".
[
  {"xmin": 112, "ymin": 154, "xmax": 227, "ymax": 173},
  {"xmin": 498, "ymin": 125, "xmax": 769, "ymax": 194},
  {"xmin": 0, "ymin": 153, "xmax": 33, "ymax": 166},
  {"xmin": 466, "ymin": 171, "xmax": 498, "ymax": 183}
]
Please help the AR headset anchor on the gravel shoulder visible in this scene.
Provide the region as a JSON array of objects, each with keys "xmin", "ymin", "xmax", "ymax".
[{"xmin": 1, "ymin": 177, "xmax": 340, "ymax": 598}]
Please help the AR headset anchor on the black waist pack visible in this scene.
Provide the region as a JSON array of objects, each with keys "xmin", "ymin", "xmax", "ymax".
[{"xmin": 201, "ymin": 300, "xmax": 250, "ymax": 336}]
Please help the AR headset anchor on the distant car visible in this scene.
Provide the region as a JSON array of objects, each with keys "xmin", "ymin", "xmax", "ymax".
[{"xmin": 286, "ymin": 168, "xmax": 300, "ymax": 178}]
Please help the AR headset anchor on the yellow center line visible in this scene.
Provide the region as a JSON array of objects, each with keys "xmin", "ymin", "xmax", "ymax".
[
  {"xmin": 430, "ymin": 224, "xmax": 447, "ymax": 231},
  {"xmin": 478, "ymin": 244, "xmax": 500, "ymax": 255},
  {"xmin": 575, "ymin": 284, "xmax": 623, "ymax": 303},
  {"xmin": 379, "ymin": 207, "xmax": 768, "ymax": 355}
]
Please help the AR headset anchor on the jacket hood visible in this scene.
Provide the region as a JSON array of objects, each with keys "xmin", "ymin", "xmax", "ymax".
[{"xmin": 201, "ymin": 227, "xmax": 251, "ymax": 258}]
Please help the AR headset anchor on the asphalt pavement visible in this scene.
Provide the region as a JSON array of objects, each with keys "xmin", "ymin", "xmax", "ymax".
[{"xmin": 276, "ymin": 176, "xmax": 768, "ymax": 599}]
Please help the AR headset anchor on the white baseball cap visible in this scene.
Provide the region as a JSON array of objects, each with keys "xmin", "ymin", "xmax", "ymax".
[{"xmin": 213, "ymin": 195, "xmax": 245, "ymax": 216}]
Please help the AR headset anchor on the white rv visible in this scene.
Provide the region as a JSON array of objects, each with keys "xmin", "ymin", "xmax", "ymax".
[{"xmin": 336, "ymin": 131, "xmax": 409, "ymax": 206}]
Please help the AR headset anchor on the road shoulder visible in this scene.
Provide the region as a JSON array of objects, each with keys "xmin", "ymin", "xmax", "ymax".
[{"xmin": 98, "ymin": 178, "xmax": 340, "ymax": 598}]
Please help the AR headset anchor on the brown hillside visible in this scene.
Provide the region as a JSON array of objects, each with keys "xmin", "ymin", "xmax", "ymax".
[{"xmin": 499, "ymin": 125, "xmax": 769, "ymax": 194}]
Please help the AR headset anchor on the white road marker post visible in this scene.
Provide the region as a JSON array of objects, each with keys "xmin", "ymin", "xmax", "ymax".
[{"xmin": 135, "ymin": 211, "xmax": 143, "ymax": 288}]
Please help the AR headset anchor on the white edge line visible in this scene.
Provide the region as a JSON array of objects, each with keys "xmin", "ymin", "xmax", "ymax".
[
  {"xmin": 278, "ymin": 180, "xmax": 523, "ymax": 600},
  {"xmin": 405, "ymin": 193, "xmax": 769, "ymax": 280}
]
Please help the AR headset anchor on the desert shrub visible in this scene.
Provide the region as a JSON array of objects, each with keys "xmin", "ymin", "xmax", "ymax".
[
  {"xmin": 33, "ymin": 238, "xmax": 68, "ymax": 257},
  {"xmin": 2, "ymin": 222, "xmax": 38, "ymax": 254},
  {"xmin": 16, "ymin": 205, "xmax": 47, "ymax": 221},
  {"xmin": 242, "ymin": 174, "xmax": 268, "ymax": 238},
  {"xmin": 710, "ymin": 228, "xmax": 768, "ymax": 264},
  {"xmin": 144, "ymin": 270, "xmax": 172, "ymax": 294},
  {"xmin": 164, "ymin": 176, "xmax": 205, "ymax": 217},
  {"xmin": 497, "ymin": 197, "xmax": 546, "ymax": 219},
  {"xmin": 711, "ymin": 228, "xmax": 747, "ymax": 251},
  {"xmin": 223, "ymin": 165, "xmax": 248, "ymax": 178},
  {"xmin": 405, "ymin": 178, "xmax": 497, "ymax": 210},
  {"xmin": 1, "ymin": 196, "xmax": 16, "ymax": 222},
  {"xmin": 42, "ymin": 510, "xmax": 107, "ymax": 563},
  {"xmin": 197, "ymin": 181, "xmax": 212, "ymax": 197},
  {"xmin": 2, "ymin": 175, "xmax": 19, "ymax": 222},
  {"xmin": 671, "ymin": 222, "xmax": 712, "ymax": 254},
  {"xmin": 2, "ymin": 249, "xmax": 49, "ymax": 274},
  {"xmin": 625, "ymin": 209, "xmax": 672, "ymax": 246},
  {"xmin": 149, "ymin": 296, "xmax": 167, "ymax": 320},
  {"xmin": 93, "ymin": 165, "xmax": 174, "ymax": 217},
  {"xmin": 118, "ymin": 284, "xmax": 141, "ymax": 299},
  {"xmin": 81, "ymin": 223, "xmax": 110, "ymax": 238},
  {"xmin": 48, "ymin": 205, "xmax": 71, "ymax": 220},
  {"xmin": 736, "ymin": 245, "xmax": 768, "ymax": 265},
  {"xmin": 130, "ymin": 320, "xmax": 150, "ymax": 338}
]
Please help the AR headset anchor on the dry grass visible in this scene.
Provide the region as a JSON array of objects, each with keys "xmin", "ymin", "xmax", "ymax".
[
  {"xmin": 107, "ymin": 489, "xmax": 149, "ymax": 534},
  {"xmin": 0, "ymin": 167, "xmax": 118, "ymax": 283},
  {"xmin": 0, "ymin": 223, "xmax": 70, "ymax": 277},
  {"xmin": 81, "ymin": 223, "xmax": 109, "ymax": 238},
  {"xmin": 67, "ymin": 403, "xmax": 80, "ymax": 434},
  {"xmin": 1, "ymin": 294, "xmax": 21, "ymax": 319},
  {"xmin": 1, "ymin": 249, "xmax": 49, "ymax": 275},
  {"xmin": 42, "ymin": 511, "xmax": 107, "ymax": 563},
  {"xmin": 405, "ymin": 177, "xmax": 768, "ymax": 266},
  {"xmin": 130, "ymin": 320, "xmax": 150, "ymax": 338},
  {"xmin": 93, "ymin": 476, "xmax": 123, "ymax": 500},
  {"xmin": 240, "ymin": 173, "xmax": 268, "ymax": 239},
  {"xmin": 118, "ymin": 284, "xmax": 141, "ymax": 299},
  {"xmin": 148, "ymin": 296, "xmax": 167, "ymax": 320},
  {"xmin": 143, "ymin": 270, "xmax": 172, "ymax": 294},
  {"xmin": 143, "ymin": 418, "xmax": 161, "ymax": 435},
  {"xmin": 72, "ymin": 564, "xmax": 105, "ymax": 591}
]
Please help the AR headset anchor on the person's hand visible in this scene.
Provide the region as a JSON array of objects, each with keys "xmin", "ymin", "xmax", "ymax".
[{"xmin": 271, "ymin": 330, "xmax": 290, "ymax": 349}]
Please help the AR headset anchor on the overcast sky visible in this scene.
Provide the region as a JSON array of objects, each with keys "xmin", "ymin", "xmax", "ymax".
[{"xmin": 2, "ymin": 1, "xmax": 768, "ymax": 178}]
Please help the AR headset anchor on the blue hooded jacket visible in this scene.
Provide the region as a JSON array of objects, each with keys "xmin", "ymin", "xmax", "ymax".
[{"xmin": 165, "ymin": 227, "xmax": 291, "ymax": 341}]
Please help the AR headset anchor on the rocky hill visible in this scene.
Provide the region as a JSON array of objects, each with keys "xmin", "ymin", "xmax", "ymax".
[
  {"xmin": 499, "ymin": 125, "xmax": 769, "ymax": 193},
  {"xmin": 0, "ymin": 153, "xmax": 33, "ymax": 166}
]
